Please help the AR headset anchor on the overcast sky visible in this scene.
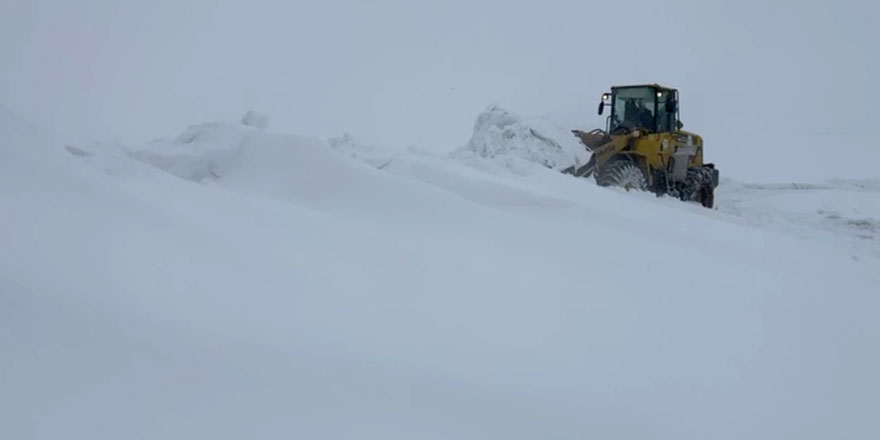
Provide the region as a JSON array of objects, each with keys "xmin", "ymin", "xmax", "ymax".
[{"xmin": 1, "ymin": 0, "xmax": 878, "ymax": 153}]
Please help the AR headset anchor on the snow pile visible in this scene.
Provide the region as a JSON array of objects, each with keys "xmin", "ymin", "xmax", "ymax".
[
  {"xmin": 240, "ymin": 110, "xmax": 268, "ymax": 130},
  {"xmin": 119, "ymin": 122, "xmax": 252, "ymax": 181},
  {"xmin": 114, "ymin": 120, "xmax": 337, "ymax": 188},
  {"xmin": 453, "ymin": 105, "xmax": 589, "ymax": 171}
]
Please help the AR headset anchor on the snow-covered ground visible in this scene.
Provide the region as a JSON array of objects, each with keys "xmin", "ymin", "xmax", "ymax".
[
  {"xmin": 717, "ymin": 179, "xmax": 880, "ymax": 261},
  {"xmin": 2, "ymin": 106, "xmax": 878, "ymax": 439}
]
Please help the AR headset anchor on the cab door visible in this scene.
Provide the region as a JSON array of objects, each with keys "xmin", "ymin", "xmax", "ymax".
[{"xmin": 656, "ymin": 90, "xmax": 678, "ymax": 134}]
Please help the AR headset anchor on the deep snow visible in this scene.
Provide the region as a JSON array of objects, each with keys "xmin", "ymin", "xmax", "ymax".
[{"xmin": 2, "ymin": 106, "xmax": 879, "ymax": 439}]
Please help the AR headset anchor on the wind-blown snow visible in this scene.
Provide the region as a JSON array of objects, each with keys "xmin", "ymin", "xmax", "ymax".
[{"xmin": 2, "ymin": 106, "xmax": 879, "ymax": 440}]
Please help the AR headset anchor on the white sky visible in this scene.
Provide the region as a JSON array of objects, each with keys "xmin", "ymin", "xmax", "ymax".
[{"xmin": 1, "ymin": 0, "xmax": 878, "ymax": 152}]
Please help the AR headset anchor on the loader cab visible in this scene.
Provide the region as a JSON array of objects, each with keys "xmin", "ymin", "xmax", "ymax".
[{"xmin": 599, "ymin": 85, "xmax": 680, "ymax": 134}]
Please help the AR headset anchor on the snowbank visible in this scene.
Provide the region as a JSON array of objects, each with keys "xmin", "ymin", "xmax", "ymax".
[
  {"xmin": 453, "ymin": 105, "xmax": 589, "ymax": 171},
  {"xmin": 63, "ymin": 118, "xmax": 490, "ymax": 225}
]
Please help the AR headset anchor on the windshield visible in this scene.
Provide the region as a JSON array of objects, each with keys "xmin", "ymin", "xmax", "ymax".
[{"xmin": 611, "ymin": 87, "xmax": 656, "ymax": 132}]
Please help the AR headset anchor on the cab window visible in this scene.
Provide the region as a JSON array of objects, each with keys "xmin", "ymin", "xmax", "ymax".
[{"xmin": 611, "ymin": 87, "xmax": 656, "ymax": 132}]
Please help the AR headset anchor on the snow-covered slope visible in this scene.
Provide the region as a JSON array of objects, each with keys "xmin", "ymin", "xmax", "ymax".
[{"xmin": 2, "ymin": 108, "xmax": 878, "ymax": 439}]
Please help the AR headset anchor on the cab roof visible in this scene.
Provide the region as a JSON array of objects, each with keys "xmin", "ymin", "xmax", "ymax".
[{"xmin": 611, "ymin": 83, "xmax": 677, "ymax": 92}]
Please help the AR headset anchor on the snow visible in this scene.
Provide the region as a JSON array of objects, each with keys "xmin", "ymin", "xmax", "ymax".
[
  {"xmin": 717, "ymin": 179, "xmax": 880, "ymax": 260},
  {"xmin": 328, "ymin": 132, "xmax": 401, "ymax": 169},
  {"xmin": 2, "ymin": 105, "xmax": 879, "ymax": 439},
  {"xmin": 454, "ymin": 105, "xmax": 590, "ymax": 171},
  {"xmin": 240, "ymin": 110, "xmax": 269, "ymax": 130}
]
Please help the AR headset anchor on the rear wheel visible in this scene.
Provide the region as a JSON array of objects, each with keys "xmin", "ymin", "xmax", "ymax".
[
  {"xmin": 699, "ymin": 185, "xmax": 715, "ymax": 208},
  {"xmin": 682, "ymin": 167, "xmax": 716, "ymax": 209},
  {"xmin": 596, "ymin": 159, "xmax": 648, "ymax": 191}
]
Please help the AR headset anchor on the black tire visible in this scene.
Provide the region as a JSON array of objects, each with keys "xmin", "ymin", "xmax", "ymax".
[
  {"xmin": 595, "ymin": 159, "xmax": 648, "ymax": 191},
  {"xmin": 700, "ymin": 185, "xmax": 715, "ymax": 209}
]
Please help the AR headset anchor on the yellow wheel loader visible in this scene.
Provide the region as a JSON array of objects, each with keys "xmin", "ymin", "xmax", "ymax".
[{"xmin": 562, "ymin": 84, "xmax": 719, "ymax": 208}]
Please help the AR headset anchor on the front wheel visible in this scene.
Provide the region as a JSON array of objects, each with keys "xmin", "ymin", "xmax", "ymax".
[{"xmin": 595, "ymin": 159, "xmax": 648, "ymax": 191}]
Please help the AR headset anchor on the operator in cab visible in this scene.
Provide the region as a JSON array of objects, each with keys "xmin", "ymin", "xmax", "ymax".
[{"xmin": 628, "ymin": 98, "xmax": 654, "ymax": 130}]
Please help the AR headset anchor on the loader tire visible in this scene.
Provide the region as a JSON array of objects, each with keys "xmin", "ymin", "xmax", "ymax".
[
  {"xmin": 596, "ymin": 159, "xmax": 648, "ymax": 191},
  {"xmin": 700, "ymin": 185, "xmax": 715, "ymax": 209}
]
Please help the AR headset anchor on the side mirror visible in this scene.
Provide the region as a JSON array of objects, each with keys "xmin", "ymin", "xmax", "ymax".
[
  {"xmin": 598, "ymin": 101, "xmax": 605, "ymax": 115},
  {"xmin": 676, "ymin": 120, "xmax": 684, "ymax": 130}
]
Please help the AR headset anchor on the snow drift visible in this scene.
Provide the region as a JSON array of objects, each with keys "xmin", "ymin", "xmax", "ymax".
[
  {"xmin": 328, "ymin": 132, "xmax": 400, "ymax": 168},
  {"xmin": 2, "ymin": 106, "xmax": 879, "ymax": 440},
  {"xmin": 71, "ymin": 117, "xmax": 474, "ymax": 222}
]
